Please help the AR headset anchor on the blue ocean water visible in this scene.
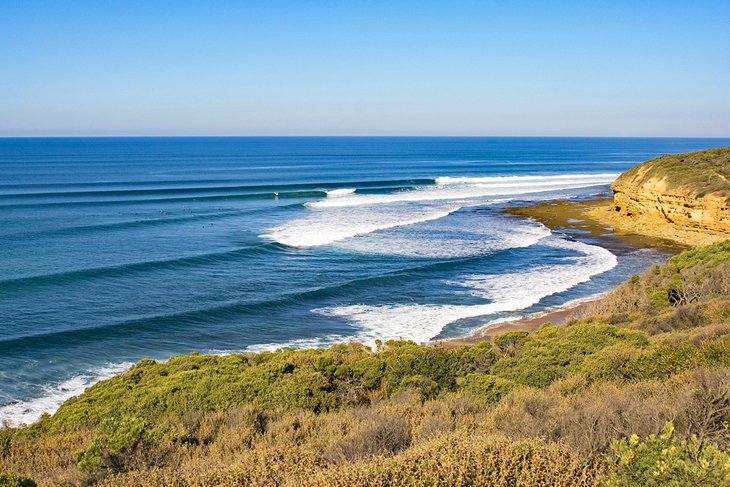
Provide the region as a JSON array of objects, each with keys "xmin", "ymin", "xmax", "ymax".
[{"xmin": 1, "ymin": 136, "xmax": 729, "ymax": 425}]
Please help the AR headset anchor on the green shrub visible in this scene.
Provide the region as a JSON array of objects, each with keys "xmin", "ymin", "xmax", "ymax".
[
  {"xmin": 490, "ymin": 323, "xmax": 649, "ymax": 387},
  {"xmin": 579, "ymin": 344, "xmax": 643, "ymax": 382},
  {"xmin": 75, "ymin": 416, "xmax": 150, "ymax": 473},
  {"xmin": 0, "ymin": 431, "xmax": 11, "ymax": 458},
  {"xmin": 456, "ymin": 341, "xmax": 497, "ymax": 374},
  {"xmin": 608, "ymin": 422, "xmax": 730, "ymax": 486},
  {"xmin": 459, "ymin": 374, "xmax": 518, "ymax": 403},
  {"xmin": 0, "ymin": 473, "xmax": 36, "ymax": 487},
  {"xmin": 381, "ymin": 341, "xmax": 460, "ymax": 395},
  {"xmin": 668, "ymin": 240, "xmax": 730, "ymax": 273},
  {"xmin": 399, "ymin": 375, "xmax": 440, "ymax": 400},
  {"xmin": 493, "ymin": 331, "xmax": 531, "ymax": 349},
  {"xmin": 627, "ymin": 343, "xmax": 699, "ymax": 380},
  {"xmin": 698, "ymin": 337, "xmax": 730, "ymax": 366},
  {"xmin": 650, "ymin": 287, "xmax": 670, "ymax": 309}
]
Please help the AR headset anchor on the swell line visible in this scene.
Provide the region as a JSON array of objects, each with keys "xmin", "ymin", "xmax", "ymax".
[
  {"xmin": 0, "ymin": 243, "xmax": 286, "ymax": 292},
  {"xmin": 0, "ymin": 190, "xmax": 330, "ymax": 209},
  {"xmin": 0, "ymin": 178, "xmax": 435, "ymax": 199},
  {"xmin": 3, "ymin": 202, "xmax": 304, "ymax": 241},
  {"xmin": 0, "ymin": 249, "xmax": 517, "ymax": 349}
]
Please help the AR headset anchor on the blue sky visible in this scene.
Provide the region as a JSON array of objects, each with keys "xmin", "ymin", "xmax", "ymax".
[{"xmin": 1, "ymin": 1, "xmax": 728, "ymax": 136}]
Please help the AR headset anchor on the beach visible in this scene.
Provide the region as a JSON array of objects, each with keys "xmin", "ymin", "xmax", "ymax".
[{"xmin": 435, "ymin": 297, "xmax": 598, "ymax": 347}]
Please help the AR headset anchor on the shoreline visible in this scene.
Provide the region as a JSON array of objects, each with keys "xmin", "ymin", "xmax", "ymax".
[
  {"xmin": 434, "ymin": 296, "xmax": 600, "ymax": 348},
  {"xmin": 435, "ymin": 196, "xmax": 685, "ymax": 348}
]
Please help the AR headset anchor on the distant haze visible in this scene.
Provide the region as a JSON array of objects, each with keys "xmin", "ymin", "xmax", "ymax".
[{"xmin": 1, "ymin": 0, "xmax": 729, "ymax": 136}]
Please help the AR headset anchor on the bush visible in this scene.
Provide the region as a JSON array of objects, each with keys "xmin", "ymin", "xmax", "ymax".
[
  {"xmin": 493, "ymin": 331, "xmax": 531, "ymax": 349},
  {"xmin": 324, "ymin": 413, "xmax": 412, "ymax": 463},
  {"xmin": 75, "ymin": 416, "xmax": 150, "ymax": 473},
  {"xmin": 0, "ymin": 473, "xmax": 36, "ymax": 487},
  {"xmin": 654, "ymin": 305, "xmax": 704, "ymax": 334},
  {"xmin": 317, "ymin": 434, "xmax": 607, "ymax": 486},
  {"xmin": 490, "ymin": 323, "xmax": 649, "ymax": 387},
  {"xmin": 381, "ymin": 341, "xmax": 460, "ymax": 395},
  {"xmin": 459, "ymin": 374, "xmax": 518, "ymax": 403},
  {"xmin": 608, "ymin": 422, "xmax": 730, "ymax": 486},
  {"xmin": 457, "ymin": 341, "xmax": 497, "ymax": 374},
  {"xmin": 399, "ymin": 375, "xmax": 440, "ymax": 400}
]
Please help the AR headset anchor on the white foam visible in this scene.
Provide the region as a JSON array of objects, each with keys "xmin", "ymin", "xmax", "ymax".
[
  {"xmin": 262, "ymin": 203, "xmax": 461, "ymax": 247},
  {"xmin": 0, "ymin": 362, "xmax": 133, "ymax": 428},
  {"xmin": 326, "ymin": 188, "xmax": 356, "ymax": 197},
  {"xmin": 453, "ymin": 238, "xmax": 617, "ymax": 302},
  {"xmin": 313, "ymin": 236, "xmax": 617, "ymax": 345},
  {"xmin": 338, "ymin": 210, "xmax": 551, "ymax": 258},
  {"xmin": 435, "ymin": 173, "xmax": 620, "ymax": 185},
  {"xmin": 307, "ymin": 173, "xmax": 618, "ymax": 209},
  {"xmin": 262, "ymin": 173, "xmax": 617, "ymax": 249}
]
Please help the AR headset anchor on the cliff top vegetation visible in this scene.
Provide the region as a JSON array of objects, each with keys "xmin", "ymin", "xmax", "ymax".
[{"xmin": 613, "ymin": 147, "xmax": 730, "ymax": 201}]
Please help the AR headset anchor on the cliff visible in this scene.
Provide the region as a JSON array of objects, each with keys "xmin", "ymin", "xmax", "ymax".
[{"xmin": 589, "ymin": 147, "xmax": 730, "ymax": 246}]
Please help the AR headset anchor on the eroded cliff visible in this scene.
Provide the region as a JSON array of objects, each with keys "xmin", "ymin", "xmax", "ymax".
[{"xmin": 588, "ymin": 147, "xmax": 730, "ymax": 246}]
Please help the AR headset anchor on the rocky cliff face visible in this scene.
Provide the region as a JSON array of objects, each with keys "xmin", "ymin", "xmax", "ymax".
[{"xmin": 609, "ymin": 148, "xmax": 730, "ymax": 236}]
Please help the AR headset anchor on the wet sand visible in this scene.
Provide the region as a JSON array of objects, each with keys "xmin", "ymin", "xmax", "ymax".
[
  {"xmin": 504, "ymin": 198, "xmax": 686, "ymax": 251},
  {"xmin": 434, "ymin": 298, "xmax": 597, "ymax": 348}
]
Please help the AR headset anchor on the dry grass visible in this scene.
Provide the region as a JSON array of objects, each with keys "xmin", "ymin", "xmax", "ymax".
[{"xmin": 3, "ymin": 367, "xmax": 729, "ymax": 486}]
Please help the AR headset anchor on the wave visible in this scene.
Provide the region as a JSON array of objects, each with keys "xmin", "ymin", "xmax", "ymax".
[
  {"xmin": 0, "ymin": 243, "xmax": 283, "ymax": 293},
  {"xmin": 4, "ymin": 203, "xmax": 305, "ymax": 241},
  {"xmin": 0, "ymin": 190, "xmax": 329, "ymax": 210},
  {"xmin": 0, "ymin": 250, "xmax": 506, "ymax": 347},
  {"xmin": 434, "ymin": 173, "xmax": 620, "ymax": 185},
  {"xmin": 263, "ymin": 173, "xmax": 617, "ymax": 249},
  {"xmin": 326, "ymin": 188, "xmax": 357, "ymax": 197},
  {"xmin": 313, "ymin": 236, "xmax": 617, "ymax": 345},
  {"xmin": 261, "ymin": 204, "xmax": 462, "ymax": 247},
  {"xmin": 0, "ymin": 179, "xmax": 432, "ymax": 199},
  {"xmin": 211, "ymin": 335, "xmax": 348, "ymax": 355},
  {"xmin": 452, "ymin": 238, "xmax": 617, "ymax": 302},
  {"xmin": 0, "ymin": 362, "xmax": 133, "ymax": 427},
  {"xmin": 306, "ymin": 173, "xmax": 618, "ymax": 209},
  {"xmin": 337, "ymin": 207, "xmax": 550, "ymax": 258},
  {"xmin": 0, "ymin": 178, "xmax": 434, "ymax": 207}
]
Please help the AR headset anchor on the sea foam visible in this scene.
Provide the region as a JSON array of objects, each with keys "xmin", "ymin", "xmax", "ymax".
[
  {"xmin": 307, "ymin": 173, "xmax": 618, "ymax": 209},
  {"xmin": 313, "ymin": 236, "xmax": 617, "ymax": 345},
  {"xmin": 326, "ymin": 188, "xmax": 357, "ymax": 197},
  {"xmin": 262, "ymin": 203, "xmax": 462, "ymax": 248},
  {"xmin": 263, "ymin": 173, "xmax": 617, "ymax": 248}
]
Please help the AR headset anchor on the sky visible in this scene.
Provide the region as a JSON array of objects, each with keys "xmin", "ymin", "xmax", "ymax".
[{"xmin": 1, "ymin": 0, "xmax": 729, "ymax": 136}]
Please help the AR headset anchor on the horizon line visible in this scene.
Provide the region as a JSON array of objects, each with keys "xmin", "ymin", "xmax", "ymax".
[{"xmin": 2, "ymin": 134, "xmax": 730, "ymax": 139}]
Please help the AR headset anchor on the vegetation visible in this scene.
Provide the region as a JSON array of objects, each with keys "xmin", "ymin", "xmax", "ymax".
[
  {"xmin": 2, "ymin": 240, "xmax": 730, "ymax": 485},
  {"xmin": 615, "ymin": 147, "xmax": 730, "ymax": 200}
]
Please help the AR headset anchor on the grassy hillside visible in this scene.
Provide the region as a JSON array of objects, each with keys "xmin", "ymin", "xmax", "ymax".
[
  {"xmin": 2, "ymin": 241, "xmax": 730, "ymax": 486},
  {"xmin": 614, "ymin": 147, "xmax": 730, "ymax": 200}
]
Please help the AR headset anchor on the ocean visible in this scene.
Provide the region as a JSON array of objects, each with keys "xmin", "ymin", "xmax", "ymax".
[{"xmin": 2, "ymin": 136, "xmax": 729, "ymax": 426}]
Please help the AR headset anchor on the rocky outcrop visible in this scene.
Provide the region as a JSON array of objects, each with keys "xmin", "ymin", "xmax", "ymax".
[
  {"xmin": 590, "ymin": 147, "xmax": 730, "ymax": 246},
  {"xmin": 612, "ymin": 180, "xmax": 729, "ymax": 234}
]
